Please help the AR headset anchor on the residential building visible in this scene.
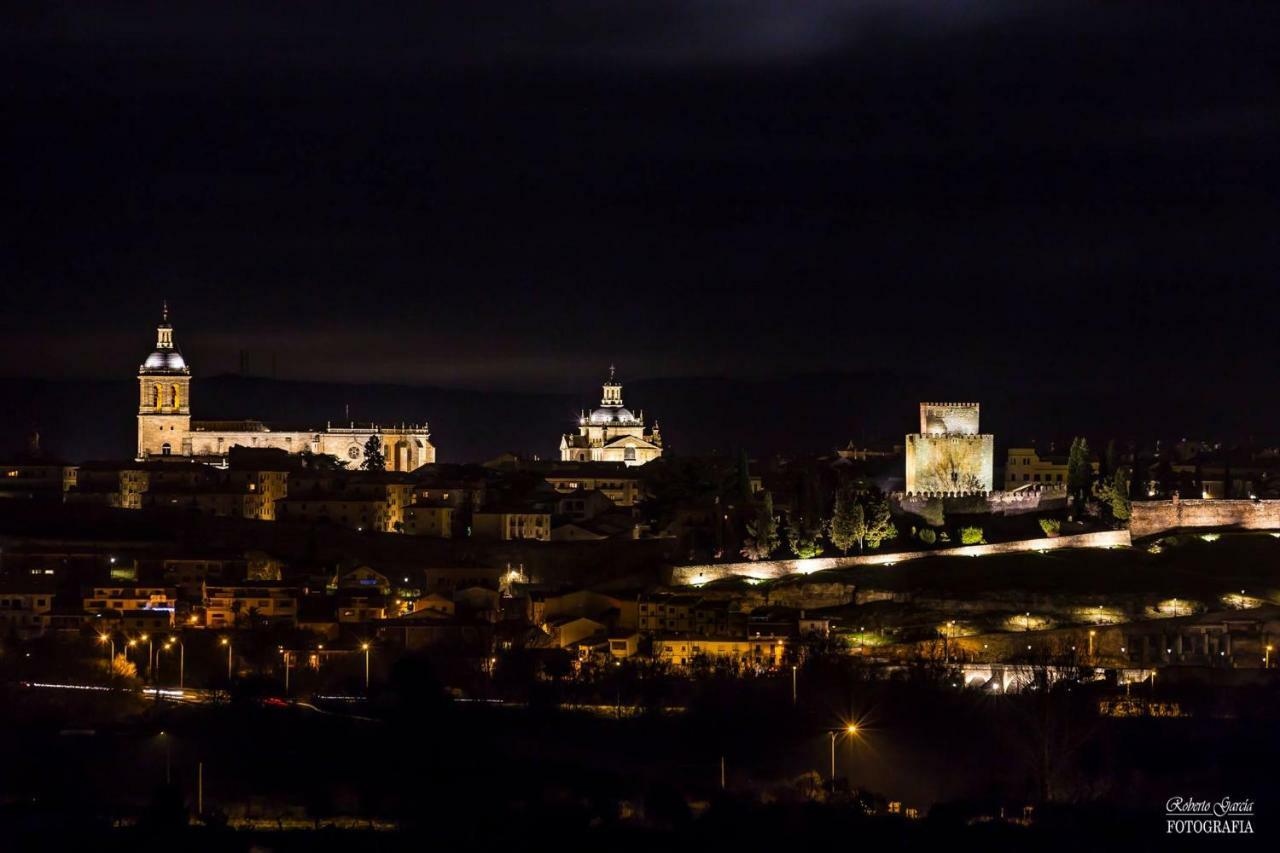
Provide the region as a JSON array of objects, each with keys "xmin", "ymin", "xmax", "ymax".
[
  {"xmin": 0, "ymin": 587, "xmax": 54, "ymax": 638},
  {"xmin": 472, "ymin": 507, "xmax": 551, "ymax": 541},
  {"xmin": 540, "ymin": 463, "xmax": 646, "ymax": 507},
  {"xmin": 1004, "ymin": 446, "xmax": 1096, "ymax": 489},
  {"xmin": 653, "ymin": 636, "xmax": 787, "ymax": 668},
  {"xmin": 404, "ymin": 502, "xmax": 455, "ymax": 537},
  {"xmin": 0, "ymin": 434, "xmax": 77, "ymax": 502},
  {"xmin": 203, "ymin": 583, "xmax": 298, "ymax": 629},
  {"xmin": 82, "ymin": 585, "xmax": 177, "ymax": 627}
]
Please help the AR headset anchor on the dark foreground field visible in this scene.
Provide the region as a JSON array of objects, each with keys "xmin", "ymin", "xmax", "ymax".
[{"xmin": 2, "ymin": 664, "xmax": 1278, "ymax": 851}]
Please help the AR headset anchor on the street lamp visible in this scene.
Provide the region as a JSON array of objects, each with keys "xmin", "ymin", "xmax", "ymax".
[
  {"xmin": 361, "ymin": 643, "xmax": 371, "ymax": 692},
  {"xmin": 160, "ymin": 640, "xmax": 173, "ymax": 680},
  {"xmin": 1088, "ymin": 630, "xmax": 1096, "ymax": 658},
  {"xmin": 280, "ymin": 646, "xmax": 291, "ymax": 695},
  {"xmin": 140, "ymin": 634, "xmax": 153, "ymax": 682},
  {"xmin": 220, "ymin": 637, "xmax": 233, "ymax": 681},
  {"xmin": 159, "ymin": 730, "xmax": 171, "ymax": 784},
  {"xmin": 170, "ymin": 637, "xmax": 185, "ymax": 689},
  {"xmin": 829, "ymin": 723, "xmax": 859, "ymax": 782},
  {"xmin": 97, "ymin": 632, "xmax": 115, "ymax": 665},
  {"xmin": 1266, "ymin": 645, "xmax": 1273, "ymax": 669},
  {"xmin": 791, "ymin": 665, "xmax": 797, "ymax": 705}
]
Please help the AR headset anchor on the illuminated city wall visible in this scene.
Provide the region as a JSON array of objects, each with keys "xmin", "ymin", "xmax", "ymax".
[
  {"xmin": 670, "ymin": 529, "xmax": 1131, "ymax": 586},
  {"xmin": 1130, "ymin": 498, "xmax": 1280, "ymax": 539}
]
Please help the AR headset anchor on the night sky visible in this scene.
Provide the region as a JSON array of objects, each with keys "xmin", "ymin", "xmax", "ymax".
[{"xmin": 4, "ymin": 2, "xmax": 1279, "ymax": 401}]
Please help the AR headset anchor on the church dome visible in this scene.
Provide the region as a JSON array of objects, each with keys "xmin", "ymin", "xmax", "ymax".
[
  {"xmin": 615, "ymin": 407, "xmax": 635, "ymax": 422},
  {"xmin": 589, "ymin": 408, "xmax": 615, "ymax": 424},
  {"xmin": 143, "ymin": 349, "xmax": 187, "ymax": 372}
]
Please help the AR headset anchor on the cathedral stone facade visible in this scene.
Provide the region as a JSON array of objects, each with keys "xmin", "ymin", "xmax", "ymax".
[
  {"xmin": 904, "ymin": 402, "xmax": 993, "ymax": 494},
  {"xmin": 136, "ymin": 307, "xmax": 435, "ymax": 470},
  {"xmin": 559, "ymin": 368, "xmax": 662, "ymax": 466}
]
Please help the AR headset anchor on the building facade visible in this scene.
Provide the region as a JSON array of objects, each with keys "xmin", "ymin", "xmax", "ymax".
[
  {"xmin": 560, "ymin": 367, "xmax": 662, "ymax": 466},
  {"xmin": 905, "ymin": 402, "xmax": 994, "ymax": 494},
  {"xmin": 1003, "ymin": 446, "xmax": 1098, "ymax": 489},
  {"xmin": 136, "ymin": 305, "xmax": 435, "ymax": 470}
]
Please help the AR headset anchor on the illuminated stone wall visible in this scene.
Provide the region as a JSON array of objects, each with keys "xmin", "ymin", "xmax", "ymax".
[
  {"xmin": 1130, "ymin": 499, "xmax": 1280, "ymax": 539},
  {"xmin": 184, "ymin": 428, "xmax": 434, "ymax": 470},
  {"xmin": 895, "ymin": 486, "xmax": 1068, "ymax": 521},
  {"xmin": 670, "ymin": 529, "xmax": 1131, "ymax": 585},
  {"xmin": 905, "ymin": 434, "xmax": 994, "ymax": 493}
]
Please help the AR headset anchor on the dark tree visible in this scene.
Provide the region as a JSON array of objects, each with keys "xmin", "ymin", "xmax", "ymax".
[
  {"xmin": 361, "ymin": 434, "xmax": 386, "ymax": 470},
  {"xmin": 1066, "ymin": 437, "xmax": 1093, "ymax": 508}
]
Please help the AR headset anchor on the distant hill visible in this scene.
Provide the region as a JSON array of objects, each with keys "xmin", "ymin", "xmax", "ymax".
[{"xmin": 0, "ymin": 371, "xmax": 1272, "ymax": 464}]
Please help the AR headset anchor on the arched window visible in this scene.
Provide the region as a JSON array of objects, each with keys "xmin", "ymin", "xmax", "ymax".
[
  {"xmin": 171, "ymin": 384, "xmax": 180, "ymax": 408},
  {"xmin": 150, "ymin": 385, "xmax": 160, "ymax": 407},
  {"xmin": 161, "ymin": 442, "xmax": 172, "ymax": 456}
]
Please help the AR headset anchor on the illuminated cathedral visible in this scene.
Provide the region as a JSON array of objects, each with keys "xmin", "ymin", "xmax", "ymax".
[
  {"xmin": 559, "ymin": 367, "xmax": 662, "ymax": 466},
  {"xmin": 135, "ymin": 305, "xmax": 435, "ymax": 470}
]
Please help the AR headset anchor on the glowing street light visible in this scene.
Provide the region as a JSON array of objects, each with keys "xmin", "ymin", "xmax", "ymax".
[
  {"xmin": 362, "ymin": 643, "xmax": 371, "ymax": 692},
  {"xmin": 1267, "ymin": 645, "xmax": 1273, "ymax": 669},
  {"xmin": 97, "ymin": 632, "xmax": 115, "ymax": 664},
  {"xmin": 158, "ymin": 730, "xmax": 172, "ymax": 784},
  {"xmin": 168, "ymin": 637, "xmax": 185, "ymax": 689},
  {"xmin": 829, "ymin": 723, "xmax": 859, "ymax": 782},
  {"xmin": 140, "ymin": 634, "xmax": 154, "ymax": 682},
  {"xmin": 280, "ymin": 646, "xmax": 291, "ymax": 694},
  {"xmin": 220, "ymin": 637, "xmax": 233, "ymax": 681}
]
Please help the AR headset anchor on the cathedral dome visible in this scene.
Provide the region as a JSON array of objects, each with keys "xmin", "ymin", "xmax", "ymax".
[
  {"xmin": 143, "ymin": 349, "xmax": 187, "ymax": 372},
  {"xmin": 589, "ymin": 408, "xmax": 615, "ymax": 424}
]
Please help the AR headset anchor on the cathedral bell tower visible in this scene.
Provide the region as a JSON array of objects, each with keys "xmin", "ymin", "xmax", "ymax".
[
  {"xmin": 137, "ymin": 302, "xmax": 192, "ymax": 459},
  {"xmin": 601, "ymin": 364, "xmax": 623, "ymax": 408}
]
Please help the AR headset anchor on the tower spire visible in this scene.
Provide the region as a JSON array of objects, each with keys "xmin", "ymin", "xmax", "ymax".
[
  {"xmin": 601, "ymin": 364, "xmax": 623, "ymax": 407},
  {"xmin": 162, "ymin": 299, "xmax": 169, "ymax": 324}
]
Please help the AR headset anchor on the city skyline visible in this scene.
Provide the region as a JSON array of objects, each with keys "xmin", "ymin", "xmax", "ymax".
[{"xmin": 3, "ymin": 3, "xmax": 1278, "ymax": 844}]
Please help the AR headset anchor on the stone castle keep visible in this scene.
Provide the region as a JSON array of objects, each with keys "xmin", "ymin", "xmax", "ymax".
[
  {"xmin": 904, "ymin": 402, "xmax": 994, "ymax": 494},
  {"xmin": 136, "ymin": 306, "xmax": 435, "ymax": 470}
]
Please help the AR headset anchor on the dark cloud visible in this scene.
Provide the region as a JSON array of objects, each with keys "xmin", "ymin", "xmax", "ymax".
[{"xmin": 2, "ymin": 1, "xmax": 1278, "ymax": 401}]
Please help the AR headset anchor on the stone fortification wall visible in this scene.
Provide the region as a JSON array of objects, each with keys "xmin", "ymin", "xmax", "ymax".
[
  {"xmin": 1130, "ymin": 498, "xmax": 1280, "ymax": 540},
  {"xmin": 894, "ymin": 486, "xmax": 1067, "ymax": 523},
  {"xmin": 670, "ymin": 529, "xmax": 1131, "ymax": 586}
]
